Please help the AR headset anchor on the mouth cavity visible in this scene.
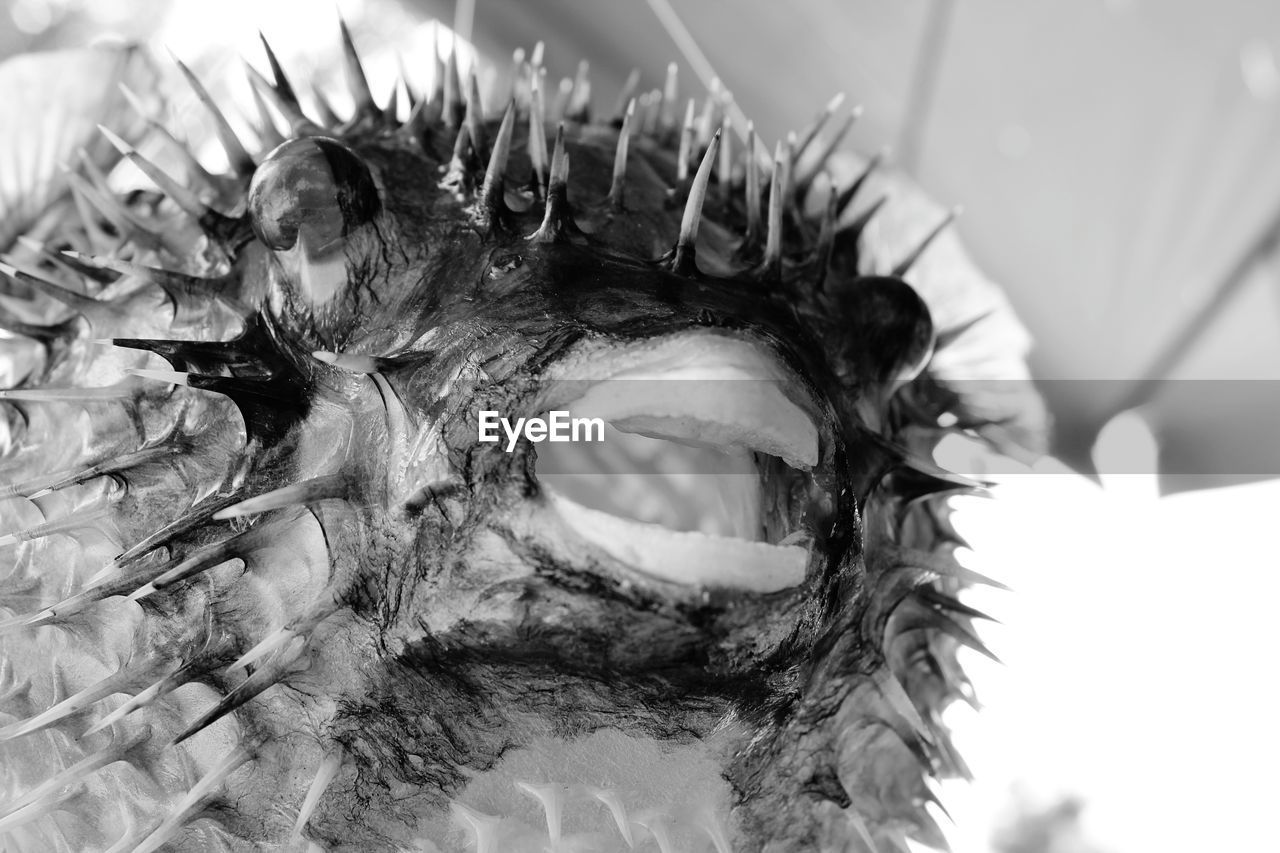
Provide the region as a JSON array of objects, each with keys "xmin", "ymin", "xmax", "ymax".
[{"xmin": 536, "ymin": 333, "xmax": 825, "ymax": 594}]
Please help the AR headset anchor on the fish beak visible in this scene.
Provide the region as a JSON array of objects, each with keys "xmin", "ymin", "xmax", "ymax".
[{"xmin": 530, "ymin": 330, "xmax": 832, "ymax": 594}]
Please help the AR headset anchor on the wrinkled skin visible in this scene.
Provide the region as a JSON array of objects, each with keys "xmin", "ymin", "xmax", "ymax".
[{"xmin": 0, "ymin": 38, "xmax": 1037, "ymax": 853}]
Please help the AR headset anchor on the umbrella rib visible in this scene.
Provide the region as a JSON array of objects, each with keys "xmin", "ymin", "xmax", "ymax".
[
  {"xmin": 896, "ymin": 0, "xmax": 958, "ymax": 175},
  {"xmin": 1106, "ymin": 202, "xmax": 1280, "ymax": 419}
]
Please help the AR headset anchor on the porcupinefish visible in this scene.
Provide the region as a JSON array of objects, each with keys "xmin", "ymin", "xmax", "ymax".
[{"xmin": 0, "ymin": 23, "xmax": 1043, "ymax": 853}]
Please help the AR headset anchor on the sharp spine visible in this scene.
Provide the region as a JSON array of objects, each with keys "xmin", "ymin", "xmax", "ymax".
[
  {"xmin": 312, "ymin": 349, "xmax": 385, "ymax": 373},
  {"xmin": 0, "ymin": 385, "xmax": 132, "ymax": 402},
  {"xmin": 311, "ymin": 85, "xmax": 342, "ymax": 128},
  {"xmin": 74, "ymin": 155, "xmax": 180, "ymax": 254},
  {"xmin": 125, "ymin": 367, "xmax": 190, "ymax": 387},
  {"xmin": 131, "ymin": 746, "xmax": 253, "ymax": 853},
  {"xmin": 669, "ymin": 128, "xmax": 721, "ymax": 275},
  {"xmin": 896, "ymin": 546, "xmax": 1008, "ymax": 590},
  {"xmin": 717, "ymin": 115, "xmax": 733, "ymax": 196},
  {"xmin": 507, "ymin": 47, "xmax": 527, "ymax": 109},
  {"xmin": 0, "ymin": 729, "xmax": 152, "ymax": 820},
  {"xmin": 464, "ymin": 68, "xmax": 488, "ymax": 162},
  {"xmin": 381, "ymin": 78, "xmax": 400, "ymax": 124},
  {"xmin": 97, "ymin": 126, "xmax": 235, "ymax": 236},
  {"xmin": 427, "ymin": 22, "xmax": 446, "ymax": 108},
  {"xmin": 5, "ymin": 443, "xmax": 180, "ymax": 499},
  {"xmin": 170, "ymin": 53, "xmax": 256, "ymax": 178},
  {"xmin": 396, "ymin": 52, "xmax": 419, "ymax": 109},
  {"xmin": 922, "ymin": 606, "xmax": 1001, "ymax": 663},
  {"xmin": 846, "ymin": 194, "xmax": 889, "ymax": 237},
  {"xmin": 0, "ymin": 495, "xmax": 116, "ymax": 548},
  {"xmin": 442, "ymin": 30, "xmax": 464, "ymax": 128},
  {"xmin": 65, "ymin": 172, "xmax": 166, "ymax": 255},
  {"xmin": 915, "ymin": 585, "xmax": 999, "ymax": 623},
  {"xmin": 258, "ymin": 32, "xmax": 299, "ymax": 107},
  {"xmin": 797, "ymin": 107, "xmax": 862, "ymax": 192},
  {"xmin": 814, "ymin": 185, "xmax": 839, "ymax": 291},
  {"xmin": 66, "ymin": 178, "xmax": 117, "ymax": 253},
  {"xmin": 612, "ymin": 68, "xmax": 641, "ymax": 124},
  {"xmin": 479, "ymin": 100, "xmax": 517, "ymax": 222},
  {"xmin": 0, "ymin": 301, "xmax": 79, "ymax": 344},
  {"xmin": 892, "ymin": 207, "xmax": 960, "ymax": 277},
  {"xmin": 250, "ymin": 68, "xmax": 320, "ymax": 134},
  {"xmin": 873, "ymin": 669, "xmax": 931, "ymax": 743},
  {"xmin": 402, "ymin": 94, "xmax": 433, "ymax": 140},
  {"xmin": 247, "ymin": 67, "xmax": 287, "ymax": 149},
  {"xmin": 292, "ymin": 749, "xmax": 344, "ymax": 840},
  {"xmin": 696, "ymin": 77, "xmax": 722, "ymax": 148},
  {"xmin": 0, "ymin": 257, "xmax": 116, "ymax": 318},
  {"xmin": 440, "ymin": 123, "xmax": 473, "ymax": 194},
  {"xmin": 640, "ymin": 89, "xmax": 661, "ymax": 136},
  {"xmin": 118, "ymin": 83, "xmax": 218, "ymax": 191},
  {"xmin": 528, "ymin": 69, "xmax": 549, "ymax": 194},
  {"xmin": 676, "ymin": 98, "xmax": 696, "ymax": 182},
  {"xmin": 110, "ymin": 493, "xmax": 243, "ymax": 570},
  {"xmin": 836, "ymin": 149, "xmax": 886, "ymax": 216},
  {"xmin": 565, "ymin": 59, "xmax": 591, "ymax": 122},
  {"xmin": 529, "ymin": 124, "xmax": 571, "ymax": 243},
  {"xmin": 660, "ymin": 62, "xmax": 678, "ymax": 133},
  {"xmin": 793, "ymin": 91, "xmax": 846, "ymax": 163},
  {"xmin": 213, "ymin": 474, "xmax": 348, "ymax": 520},
  {"xmin": 230, "ymin": 594, "xmax": 340, "ymax": 675},
  {"xmin": 81, "ymin": 666, "xmax": 187, "ymax": 737},
  {"xmin": 130, "ymin": 369, "xmax": 307, "ymax": 447},
  {"xmin": 551, "ymin": 76, "xmax": 573, "ymax": 122},
  {"xmin": 608, "ymin": 99, "xmax": 635, "ymax": 211},
  {"xmin": 228, "ymin": 626, "xmax": 296, "ymax": 674},
  {"xmin": 337, "ymin": 13, "xmax": 377, "ymax": 117},
  {"xmin": 761, "ymin": 140, "xmax": 791, "ymax": 276},
  {"xmin": 0, "ymin": 783, "xmax": 82, "ymax": 833},
  {"xmin": 0, "ymin": 664, "xmax": 155, "ymax": 742},
  {"xmin": 744, "ymin": 123, "xmax": 763, "ymax": 247},
  {"xmin": 125, "ymin": 539, "xmax": 241, "ymax": 601},
  {"xmin": 61, "ymin": 250, "xmax": 239, "ymax": 312},
  {"xmin": 15, "ymin": 236, "xmax": 112, "ymax": 284},
  {"xmin": 172, "ymin": 639, "xmax": 308, "ymax": 745}
]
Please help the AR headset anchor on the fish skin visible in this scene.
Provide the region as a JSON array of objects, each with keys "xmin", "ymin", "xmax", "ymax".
[{"xmin": 0, "ymin": 28, "xmax": 1040, "ymax": 853}]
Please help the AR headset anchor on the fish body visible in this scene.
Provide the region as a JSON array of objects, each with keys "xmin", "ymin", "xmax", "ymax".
[{"xmin": 0, "ymin": 26, "xmax": 1041, "ymax": 853}]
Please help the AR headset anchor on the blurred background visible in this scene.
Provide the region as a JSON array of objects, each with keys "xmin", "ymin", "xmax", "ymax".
[{"xmin": 3, "ymin": 1, "xmax": 1278, "ymax": 851}]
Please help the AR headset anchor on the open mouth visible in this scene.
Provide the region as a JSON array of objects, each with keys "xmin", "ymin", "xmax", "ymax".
[{"xmin": 534, "ymin": 332, "xmax": 828, "ymax": 594}]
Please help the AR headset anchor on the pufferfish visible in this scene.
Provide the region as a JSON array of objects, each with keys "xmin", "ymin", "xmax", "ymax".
[{"xmin": 0, "ymin": 19, "xmax": 1044, "ymax": 853}]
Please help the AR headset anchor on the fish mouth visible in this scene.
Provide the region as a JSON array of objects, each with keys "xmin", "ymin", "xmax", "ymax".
[{"xmin": 531, "ymin": 331, "xmax": 832, "ymax": 594}]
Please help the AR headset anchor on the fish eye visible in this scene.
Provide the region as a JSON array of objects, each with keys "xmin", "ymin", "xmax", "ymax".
[{"xmin": 247, "ymin": 136, "xmax": 380, "ymax": 252}]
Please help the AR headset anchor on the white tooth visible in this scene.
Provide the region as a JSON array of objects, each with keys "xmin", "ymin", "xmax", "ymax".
[
  {"xmin": 515, "ymin": 781, "xmax": 565, "ymax": 842},
  {"xmin": 546, "ymin": 333, "xmax": 820, "ymax": 470},
  {"xmin": 587, "ymin": 787, "xmax": 635, "ymax": 847},
  {"xmin": 549, "ymin": 492, "xmax": 808, "ymax": 593},
  {"xmin": 633, "ymin": 811, "xmax": 677, "ymax": 853},
  {"xmin": 697, "ymin": 809, "xmax": 734, "ymax": 853},
  {"xmin": 450, "ymin": 802, "xmax": 501, "ymax": 853}
]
